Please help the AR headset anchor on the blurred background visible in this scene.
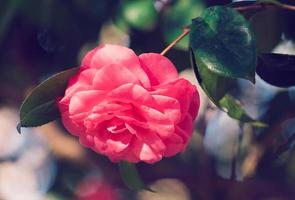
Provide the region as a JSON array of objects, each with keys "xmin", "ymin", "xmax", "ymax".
[{"xmin": 1, "ymin": 0, "xmax": 295, "ymax": 199}]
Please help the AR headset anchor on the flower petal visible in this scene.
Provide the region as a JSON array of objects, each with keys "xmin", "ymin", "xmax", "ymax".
[
  {"xmin": 177, "ymin": 114, "xmax": 194, "ymax": 141},
  {"xmin": 60, "ymin": 68, "xmax": 97, "ymax": 104},
  {"xmin": 163, "ymin": 133, "xmax": 185, "ymax": 157},
  {"xmin": 82, "ymin": 44, "xmax": 150, "ymax": 88},
  {"xmin": 152, "ymin": 94, "xmax": 181, "ymax": 123},
  {"xmin": 131, "ymin": 128, "xmax": 166, "ymax": 164},
  {"xmin": 59, "ymin": 112, "xmax": 86, "ymax": 136},
  {"xmin": 69, "ymin": 90, "xmax": 106, "ymax": 115},
  {"xmin": 107, "ymin": 83, "xmax": 157, "ymax": 108},
  {"xmin": 91, "ymin": 129, "xmax": 133, "ymax": 161},
  {"xmin": 92, "ymin": 64, "xmax": 141, "ymax": 90},
  {"xmin": 188, "ymin": 90, "xmax": 200, "ymax": 120},
  {"xmin": 152, "ymin": 78, "xmax": 198, "ymax": 121},
  {"xmin": 139, "ymin": 53, "xmax": 178, "ymax": 86},
  {"xmin": 139, "ymin": 105, "xmax": 174, "ymax": 138}
]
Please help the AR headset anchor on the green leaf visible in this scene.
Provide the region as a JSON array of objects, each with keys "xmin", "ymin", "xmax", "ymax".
[
  {"xmin": 119, "ymin": 161, "xmax": 146, "ymax": 191},
  {"xmin": 190, "ymin": 48, "xmax": 234, "ymax": 101},
  {"xmin": 191, "ymin": 48, "xmax": 264, "ymax": 126},
  {"xmin": 162, "ymin": 0, "xmax": 204, "ymax": 50},
  {"xmin": 121, "ymin": 0, "xmax": 157, "ymax": 31},
  {"xmin": 219, "ymin": 94, "xmax": 267, "ymax": 127},
  {"xmin": 189, "ymin": 7, "xmax": 263, "ymax": 125},
  {"xmin": 190, "ymin": 6, "xmax": 257, "ymax": 82},
  {"xmin": 0, "ymin": 0, "xmax": 22, "ymax": 42},
  {"xmin": 18, "ymin": 67, "xmax": 79, "ymax": 133}
]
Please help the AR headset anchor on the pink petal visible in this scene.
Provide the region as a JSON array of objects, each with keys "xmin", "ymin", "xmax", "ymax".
[
  {"xmin": 92, "ymin": 129, "xmax": 133, "ymax": 159},
  {"xmin": 93, "ymin": 102, "xmax": 132, "ymax": 114},
  {"xmin": 59, "ymin": 112, "xmax": 86, "ymax": 136},
  {"xmin": 60, "ymin": 68, "xmax": 97, "ymax": 103},
  {"xmin": 139, "ymin": 53, "xmax": 178, "ymax": 86},
  {"xmin": 163, "ymin": 133, "xmax": 185, "ymax": 157},
  {"xmin": 81, "ymin": 44, "xmax": 150, "ymax": 88},
  {"xmin": 131, "ymin": 128, "xmax": 166, "ymax": 163},
  {"xmin": 69, "ymin": 90, "xmax": 106, "ymax": 115},
  {"xmin": 152, "ymin": 94, "xmax": 181, "ymax": 123},
  {"xmin": 107, "ymin": 83, "xmax": 157, "ymax": 109},
  {"xmin": 177, "ymin": 114, "xmax": 194, "ymax": 141},
  {"xmin": 92, "ymin": 64, "xmax": 141, "ymax": 90},
  {"xmin": 188, "ymin": 90, "xmax": 200, "ymax": 120},
  {"xmin": 152, "ymin": 78, "xmax": 198, "ymax": 121},
  {"xmin": 81, "ymin": 47, "xmax": 97, "ymax": 68},
  {"xmin": 139, "ymin": 105, "xmax": 174, "ymax": 138}
]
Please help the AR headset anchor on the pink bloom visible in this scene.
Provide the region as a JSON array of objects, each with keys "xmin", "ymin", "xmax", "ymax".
[
  {"xmin": 75, "ymin": 178, "xmax": 118, "ymax": 200},
  {"xmin": 58, "ymin": 44, "xmax": 199, "ymax": 164}
]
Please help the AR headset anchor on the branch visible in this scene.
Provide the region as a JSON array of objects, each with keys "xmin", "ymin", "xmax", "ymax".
[{"xmin": 160, "ymin": 27, "xmax": 190, "ymax": 56}]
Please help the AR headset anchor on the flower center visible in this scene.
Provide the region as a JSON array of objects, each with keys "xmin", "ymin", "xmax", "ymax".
[{"xmin": 107, "ymin": 118, "xmax": 127, "ymax": 134}]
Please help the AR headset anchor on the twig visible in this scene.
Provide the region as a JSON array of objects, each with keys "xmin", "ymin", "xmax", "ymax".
[{"xmin": 160, "ymin": 27, "xmax": 190, "ymax": 56}]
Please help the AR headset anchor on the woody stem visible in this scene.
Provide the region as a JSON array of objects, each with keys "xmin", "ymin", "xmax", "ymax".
[{"xmin": 160, "ymin": 27, "xmax": 190, "ymax": 56}]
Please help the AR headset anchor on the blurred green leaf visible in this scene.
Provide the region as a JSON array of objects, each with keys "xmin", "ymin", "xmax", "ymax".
[
  {"xmin": 121, "ymin": 0, "xmax": 158, "ymax": 31},
  {"xmin": 219, "ymin": 94, "xmax": 267, "ymax": 127},
  {"xmin": 190, "ymin": 6, "xmax": 257, "ymax": 82},
  {"xmin": 162, "ymin": 0, "xmax": 204, "ymax": 50},
  {"xmin": 0, "ymin": 0, "xmax": 22, "ymax": 42},
  {"xmin": 18, "ymin": 67, "xmax": 79, "ymax": 133},
  {"xmin": 119, "ymin": 161, "xmax": 146, "ymax": 190}
]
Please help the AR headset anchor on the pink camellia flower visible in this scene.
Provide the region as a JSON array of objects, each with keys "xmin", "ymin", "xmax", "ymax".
[
  {"xmin": 58, "ymin": 44, "xmax": 199, "ymax": 164},
  {"xmin": 75, "ymin": 178, "xmax": 118, "ymax": 200}
]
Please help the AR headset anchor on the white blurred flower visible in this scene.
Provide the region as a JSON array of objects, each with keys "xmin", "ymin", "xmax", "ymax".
[
  {"xmin": 0, "ymin": 162, "xmax": 43, "ymax": 200},
  {"xmin": 0, "ymin": 107, "xmax": 56, "ymax": 199},
  {"xmin": 137, "ymin": 178, "xmax": 191, "ymax": 200},
  {"xmin": 238, "ymin": 75, "xmax": 282, "ymax": 118},
  {"xmin": 0, "ymin": 107, "xmax": 26, "ymax": 158},
  {"xmin": 204, "ymin": 111, "xmax": 240, "ymax": 161},
  {"xmin": 273, "ymin": 38, "xmax": 295, "ymax": 55}
]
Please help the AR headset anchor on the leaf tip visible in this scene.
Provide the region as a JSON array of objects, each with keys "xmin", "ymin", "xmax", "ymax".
[
  {"xmin": 251, "ymin": 121, "xmax": 268, "ymax": 128},
  {"xmin": 16, "ymin": 123, "xmax": 22, "ymax": 134},
  {"xmin": 144, "ymin": 186, "xmax": 156, "ymax": 193}
]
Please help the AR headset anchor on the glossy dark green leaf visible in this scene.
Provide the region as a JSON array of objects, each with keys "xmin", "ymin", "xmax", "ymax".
[
  {"xmin": 18, "ymin": 67, "xmax": 79, "ymax": 133},
  {"xmin": 257, "ymin": 53, "xmax": 295, "ymax": 87},
  {"xmin": 191, "ymin": 49, "xmax": 264, "ymax": 126},
  {"xmin": 121, "ymin": 0, "xmax": 158, "ymax": 31},
  {"xmin": 219, "ymin": 94, "xmax": 267, "ymax": 127},
  {"xmin": 190, "ymin": 48, "xmax": 234, "ymax": 101},
  {"xmin": 162, "ymin": 0, "xmax": 204, "ymax": 50},
  {"xmin": 17, "ymin": 100, "xmax": 59, "ymax": 133},
  {"xmin": 190, "ymin": 6, "xmax": 257, "ymax": 82},
  {"xmin": 119, "ymin": 161, "xmax": 146, "ymax": 190}
]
